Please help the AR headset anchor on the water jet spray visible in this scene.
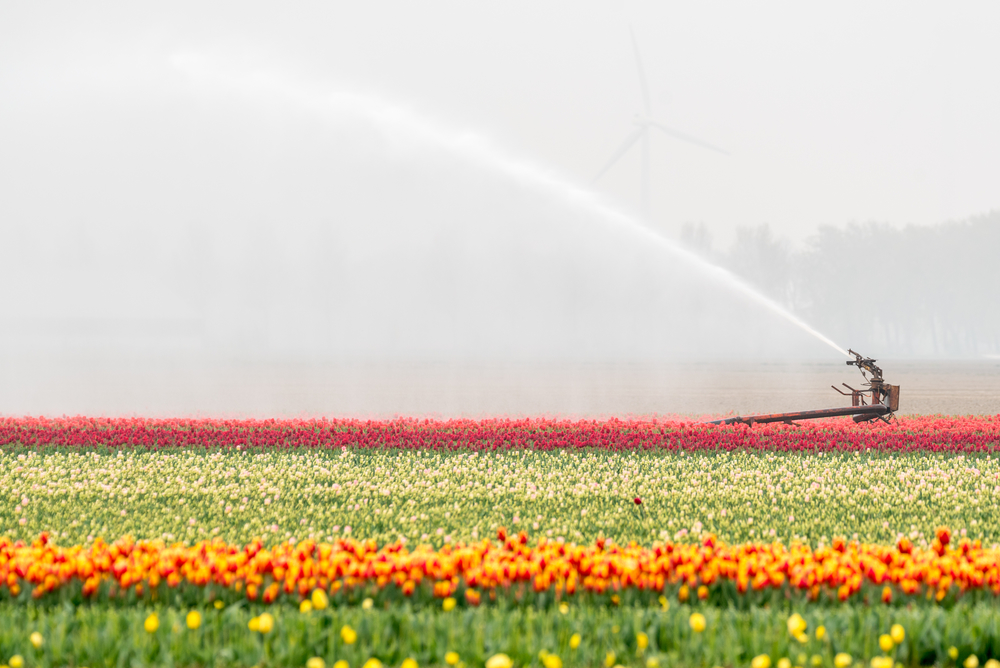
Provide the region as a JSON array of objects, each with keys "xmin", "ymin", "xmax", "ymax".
[{"xmin": 171, "ymin": 53, "xmax": 849, "ymax": 359}]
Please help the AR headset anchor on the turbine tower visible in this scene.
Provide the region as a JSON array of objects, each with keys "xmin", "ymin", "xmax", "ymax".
[{"xmin": 593, "ymin": 27, "xmax": 729, "ymax": 220}]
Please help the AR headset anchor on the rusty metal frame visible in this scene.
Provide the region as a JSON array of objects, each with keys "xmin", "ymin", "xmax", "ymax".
[{"xmin": 706, "ymin": 349, "xmax": 899, "ymax": 426}]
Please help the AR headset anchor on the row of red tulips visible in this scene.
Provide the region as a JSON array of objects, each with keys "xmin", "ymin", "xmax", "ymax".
[{"xmin": 1, "ymin": 415, "xmax": 997, "ymax": 452}]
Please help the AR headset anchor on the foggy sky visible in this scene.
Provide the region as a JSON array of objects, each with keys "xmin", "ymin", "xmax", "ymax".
[
  {"xmin": 3, "ymin": 2, "xmax": 998, "ymax": 246},
  {"xmin": 1, "ymin": 2, "xmax": 998, "ymax": 418},
  {"xmin": 1, "ymin": 2, "xmax": 999, "ymax": 368}
]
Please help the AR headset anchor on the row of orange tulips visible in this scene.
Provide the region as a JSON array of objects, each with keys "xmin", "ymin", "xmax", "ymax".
[{"xmin": 1, "ymin": 527, "xmax": 994, "ymax": 606}]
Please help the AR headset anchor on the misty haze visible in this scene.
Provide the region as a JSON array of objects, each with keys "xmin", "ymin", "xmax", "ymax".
[
  {"xmin": 1, "ymin": 3, "xmax": 998, "ymax": 417},
  {"xmin": 4, "ymin": 7, "xmax": 1000, "ymax": 664}
]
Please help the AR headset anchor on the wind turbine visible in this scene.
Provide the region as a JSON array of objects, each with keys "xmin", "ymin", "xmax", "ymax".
[{"xmin": 593, "ymin": 27, "xmax": 728, "ymax": 219}]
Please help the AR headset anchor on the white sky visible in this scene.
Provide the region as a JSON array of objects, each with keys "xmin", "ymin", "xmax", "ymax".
[{"xmin": 2, "ymin": 1, "xmax": 998, "ymax": 249}]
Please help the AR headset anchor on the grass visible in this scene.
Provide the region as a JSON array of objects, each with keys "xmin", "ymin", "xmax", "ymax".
[{"xmin": 5, "ymin": 600, "xmax": 1000, "ymax": 668}]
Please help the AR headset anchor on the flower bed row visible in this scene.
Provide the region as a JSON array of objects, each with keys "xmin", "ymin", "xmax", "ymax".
[
  {"xmin": 1, "ymin": 415, "xmax": 999, "ymax": 453},
  {"xmin": 2, "ymin": 528, "xmax": 995, "ymax": 606},
  {"xmin": 3, "ymin": 599, "xmax": 993, "ymax": 668},
  {"xmin": 5, "ymin": 447, "xmax": 996, "ymax": 549}
]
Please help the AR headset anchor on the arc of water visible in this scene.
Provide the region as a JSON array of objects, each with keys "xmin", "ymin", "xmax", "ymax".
[{"xmin": 170, "ymin": 52, "xmax": 849, "ymax": 358}]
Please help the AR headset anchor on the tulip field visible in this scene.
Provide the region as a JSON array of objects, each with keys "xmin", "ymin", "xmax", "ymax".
[{"xmin": 2, "ymin": 415, "xmax": 1000, "ymax": 667}]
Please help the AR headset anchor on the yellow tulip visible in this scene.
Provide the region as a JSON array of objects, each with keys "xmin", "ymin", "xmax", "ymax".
[
  {"xmin": 558, "ymin": 602, "xmax": 569, "ymax": 614},
  {"xmin": 966, "ymin": 656, "xmax": 980, "ymax": 668},
  {"xmin": 341, "ymin": 625, "xmax": 358, "ymax": 645},
  {"xmin": 300, "ymin": 600, "xmax": 313, "ymax": 614},
  {"xmin": 306, "ymin": 659, "xmax": 326, "ymax": 668},
  {"xmin": 637, "ymin": 632, "xmax": 649, "ymax": 650},
  {"xmin": 646, "ymin": 659, "xmax": 660, "ymax": 668},
  {"xmin": 9, "ymin": 657, "xmax": 24, "ymax": 668},
  {"xmin": 257, "ymin": 613, "xmax": 274, "ymax": 634},
  {"xmin": 311, "ymin": 589, "xmax": 330, "ymax": 610},
  {"xmin": 890, "ymin": 624, "xmax": 905, "ymax": 644},
  {"xmin": 543, "ymin": 655, "xmax": 562, "ymax": 668},
  {"xmin": 485, "ymin": 654, "xmax": 512, "ymax": 668},
  {"xmin": 879, "ymin": 634, "xmax": 894, "ymax": 652},
  {"xmin": 788, "ymin": 614, "xmax": 807, "ymax": 636},
  {"xmin": 778, "ymin": 659, "xmax": 792, "ymax": 668},
  {"xmin": 834, "ymin": 653, "xmax": 852, "ymax": 668},
  {"xmin": 569, "ymin": 634, "xmax": 581, "ymax": 649},
  {"xmin": 214, "ymin": 600, "xmax": 224, "ymax": 610},
  {"xmin": 248, "ymin": 617, "xmax": 260, "ymax": 632},
  {"xmin": 29, "ymin": 633, "xmax": 43, "ymax": 649},
  {"xmin": 445, "ymin": 652, "xmax": 460, "ymax": 666},
  {"xmin": 362, "ymin": 598, "xmax": 374, "ymax": 610},
  {"xmin": 362, "ymin": 659, "xmax": 382, "ymax": 668},
  {"xmin": 949, "ymin": 648, "xmax": 960, "ymax": 661},
  {"xmin": 752, "ymin": 655, "xmax": 772, "ymax": 668},
  {"xmin": 689, "ymin": 612, "xmax": 707, "ymax": 633},
  {"xmin": 333, "ymin": 661, "xmax": 349, "ymax": 668},
  {"xmin": 186, "ymin": 611, "xmax": 202, "ymax": 630},
  {"xmin": 401, "ymin": 659, "xmax": 419, "ymax": 668},
  {"xmin": 984, "ymin": 661, "xmax": 1000, "ymax": 668},
  {"xmin": 870, "ymin": 657, "xmax": 893, "ymax": 668},
  {"xmin": 605, "ymin": 652, "xmax": 616, "ymax": 668},
  {"xmin": 144, "ymin": 613, "xmax": 159, "ymax": 633},
  {"xmin": 816, "ymin": 626, "xmax": 827, "ymax": 641},
  {"xmin": 442, "ymin": 597, "xmax": 457, "ymax": 611}
]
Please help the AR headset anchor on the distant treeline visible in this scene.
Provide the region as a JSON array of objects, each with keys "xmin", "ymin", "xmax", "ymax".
[{"xmin": 682, "ymin": 212, "xmax": 1000, "ymax": 358}]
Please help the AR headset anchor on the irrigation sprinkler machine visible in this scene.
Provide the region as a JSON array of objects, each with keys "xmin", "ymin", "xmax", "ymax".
[{"xmin": 708, "ymin": 349, "xmax": 900, "ymax": 426}]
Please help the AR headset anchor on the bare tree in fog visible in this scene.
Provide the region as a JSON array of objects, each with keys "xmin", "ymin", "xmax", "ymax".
[
  {"xmin": 798, "ymin": 214, "xmax": 1000, "ymax": 357},
  {"xmin": 718, "ymin": 213, "xmax": 1000, "ymax": 358},
  {"xmin": 724, "ymin": 224, "xmax": 794, "ymax": 308},
  {"xmin": 679, "ymin": 222, "xmax": 715, "ymax": 259}
]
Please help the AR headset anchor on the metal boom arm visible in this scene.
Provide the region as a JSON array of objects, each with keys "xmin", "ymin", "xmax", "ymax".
[{"xmin": 705, "ymin": 350, "xmax": 900, "ymax": 426}]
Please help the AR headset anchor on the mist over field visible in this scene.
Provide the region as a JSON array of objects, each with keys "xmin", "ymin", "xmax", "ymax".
[
  {"xmin": 1, "ymin": 2, "xmax": 997, "ymax": 416},
  {"xmin": 682, "ymin": 216, "xmax": 1000, "ymax": 358},
  {"xmin": 5, "ymin": 10, "xmax": 1000, "ymax": 667}
]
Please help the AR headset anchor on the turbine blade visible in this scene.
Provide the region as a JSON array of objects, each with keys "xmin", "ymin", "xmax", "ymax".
[
  {"xmin": 648, "ymin": 121, "xmax": 730, "ymax": 155},
  {"xmin": 591, "ymin": 127, "xmax": 645, "ymax": 184},
  {"xmin": 629, "ymin": 26, "xmax": 651, "ymax": 116}
]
